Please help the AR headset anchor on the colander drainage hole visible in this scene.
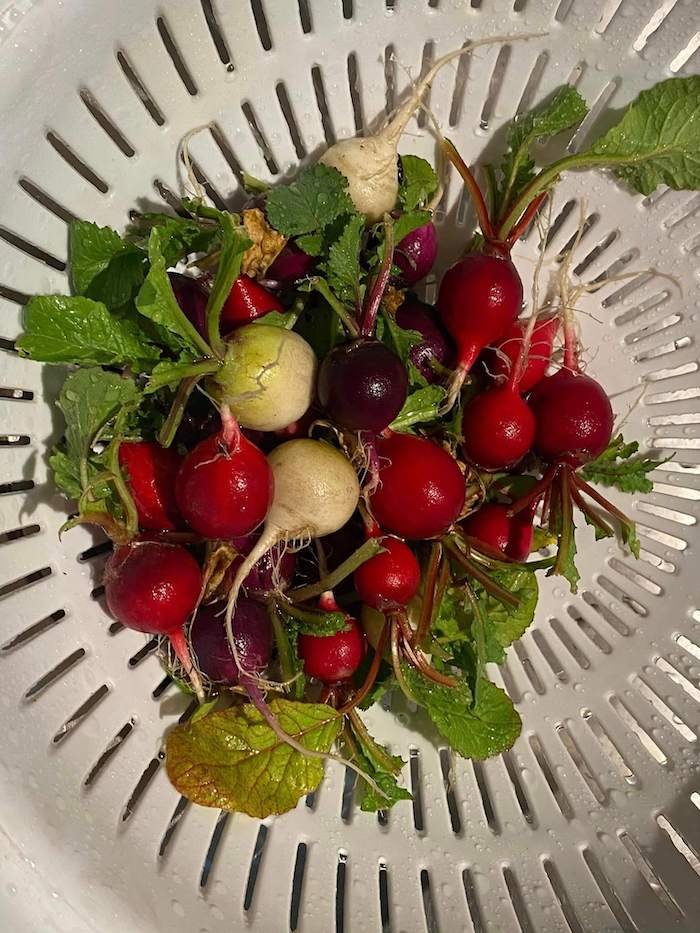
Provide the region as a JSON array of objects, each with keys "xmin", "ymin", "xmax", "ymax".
[{"xmin": 289, "ymin": 841, "xmax": 308, "ymax": 932}]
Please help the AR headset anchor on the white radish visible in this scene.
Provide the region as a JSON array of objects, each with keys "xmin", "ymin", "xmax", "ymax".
[
  {"xmin": 319, "ymin": 35, "xmax": 539, "ymax": 221},
  {"xmin": 224, "ymin": 438, "xmax": 360, "ymax": 671},
  {"xmin": 209, "ymin": 323, "xmax": 317, "ymax": 431}
]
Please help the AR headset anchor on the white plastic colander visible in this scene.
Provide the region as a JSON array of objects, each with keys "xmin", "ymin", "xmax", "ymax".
[{"xmin": 1, "ymin": 1, "xmax": 699, "ymax": 931}]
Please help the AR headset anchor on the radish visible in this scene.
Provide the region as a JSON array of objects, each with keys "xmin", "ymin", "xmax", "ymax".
[
  {"xmin": 318, "ymin": 40, "xmax": 516, "ymax": 221},
  {"xmin": 190, "ymin": 599, "xmax": 272, "ymax": 685},
  {"xmin": 118, "ymin": 441, "xmax": 182, "ymax": 531},
  {"xmin": 298, "ymin": 616, "xmax": 366, "ymax": 684},
  {"xmin": 354, "ymin": 535, "xmax": 420, "ymax": 610},
  {"xmin": 209, "ymin": 323, "xmax": 317, "ymax": 432},
  {"xmin": 266, "ymin": 242, "xmax": 316, "ymax": 284},
  {"xmin": 461, "ymin": 502, "xmax": 534, "ymax": 561},
  {"xmin": 224, "ymin": 439, "xmax": 360, "ymax": 664},
  {"xmin": 226, "ymin": 533, "xmax": 297, "ymax": 596},
  {"xmin": 369, "ymin": 432, "xmax": 465, "ymax": 540},
  {"xmin": 318, "ymin": 339, "xmax": 408, "ymax": 432},
  {"xmin": 170, "ymin": 272, "xmax": 208, "ymax": 338},
  {"xmin": 104, "ymin": 540, "xmax": 203, "ymax": 696},
  {"xmin": 220, "ymin": 274, "xmax": 283, "ymax": 331},
  {"xmin": 175, "ymin": 409, "xmax": 273, "ymax": 539},
  {"xmin": 393, "ymin": 222, "xmax": 438, "ymax": 286},
  {"xmin": 486, "ymin": 313, "xmax": 558, "ymax": 391},
  {"xmin": 395, "ymin": 297, "xmax": 452, "ymax": 384},
  {"xmin": 461, "ymin": 385, "xmax": 535, "ymax": 471},
  {"xmin": 528, "ymin": 369, "xmax": 613, "ymax": 466}
]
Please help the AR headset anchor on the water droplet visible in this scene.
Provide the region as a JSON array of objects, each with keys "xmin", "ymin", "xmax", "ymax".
[{"xmin": 172, "ymin": 900, "xmax": 185, "ymax": 918}]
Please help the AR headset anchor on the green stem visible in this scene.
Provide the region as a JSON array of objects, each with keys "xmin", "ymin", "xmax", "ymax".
[
  {"xmin": 158, "ymin": 375, "xmax": 203, "ymax": 448},
  {"xmin": 275, "ymin": 598, "xmax": 342, "ymax": 629},
  {"xmin": 414, "ymin": 542, "xmax": 442, "ymax": 649},
  {"xmin": 266, "ymin": 598, "xmax": 299, "ymax": 694},
  {"xmin": 288, "ymin": 538, "xmax": 385, "ymax": 603},
  {"xmin": 106, "ymin": 437, "xmax": 139, "ymax": 539},
  {"xmin": 462, "ymin": 577, "xmax": 487, "ymax": 679},
  {"xmin": 553, "ymin": 470, "xmax": 575, "ymax": 578},
  {"xmin": 311, "ymin": 278, "xmax": 360, "ymax": 338},
  {"xmin": 442, "ymin": 539, "xmax": 519, "ymax": 608},
  {"xmin": 146, "ymin": 358, "xmax": 220, "ymax": 393},
  {"xmin": 285, "ymin": 294, "xmax": 307, "ymax": 330},
  {"xmin": 346, "ymin": 708, "xmax": 398, "ymax": 774}
]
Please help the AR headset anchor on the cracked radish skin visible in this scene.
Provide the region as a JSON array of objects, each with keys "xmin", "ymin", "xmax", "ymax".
[{"xmin": 208, "ymin": 323, "xmax": 317, "ymax": 431}]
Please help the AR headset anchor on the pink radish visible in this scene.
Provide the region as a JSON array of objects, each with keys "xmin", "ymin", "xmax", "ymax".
[{"xmin": 486, "ymin": 313, "xmax": 559, "ymax": 391}]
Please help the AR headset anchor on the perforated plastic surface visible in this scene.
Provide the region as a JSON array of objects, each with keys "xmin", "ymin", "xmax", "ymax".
[{"xmin": 0, "ymin": 1, "xmax": 699, "ymax": 931}]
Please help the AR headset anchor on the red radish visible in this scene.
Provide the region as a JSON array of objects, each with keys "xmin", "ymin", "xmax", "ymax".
[
  {"xmin": 190, "ymin": 599, "xmax": 273, "ymax": 685},
  {"xmin": 266, "ymin": 242, "xmax": 316, "ymax": 283},
  {"xmin": 528, "ymin": 369, "xmax": 614, "ymax": 466},
  {"xmin": 461, "ymin": 502, "xmax": 534, "ymax": 561},
  {"xmin": 370, "ymin": 432, "xmax": 465, "ymax": 539},
  {"xmin": 395, "ymin": 297, "xmax": 452, "ymax": 384},
  {"xmin": 438, "ymin": 253, "xmax": 523, "ymax": 383},
  {"xmin": 175, "ymin": 410, "xmax": 273, "ymax": 539},
  {"xmin": 118, "ymin": 441, "xmax": 181, "ymax": 531},
  {"xmin": 354, "ymin": 536, "xmax": 420, "ymax": 610},
  {"xmin": 104, "ymin": 540, "xmax": 202, "ymax": 696},
  {"xmin": 486, "ymin": 313, "xmax": 558, "ymax": 392},
  {"xmin": 170, "ymin": 272, "xmax": 208, "ymax": 337},
  {"xmin": 298, "ymin": 616, "xmax": 366, "ymax": 683},
  {"xmin": 220, "ymin": 274, "xmax": 283, "ymax": 330},
  {"xmin": 227, "ymin": 533, "xmax": 297, "ymax": 596},
  {"xmin": 393, "ymin": 222, "xmax": 438, "ymax": 286},
  {"xmin": 461, "ymin": 386, "xmax": 535, "ymax": 471}
]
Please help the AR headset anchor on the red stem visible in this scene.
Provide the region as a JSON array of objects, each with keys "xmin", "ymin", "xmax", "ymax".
[
  {"xmin": 414, "ymin": 543, "xmax": 442, "ymax": 647},
  {"xmin": 504, "ymin": 192, "xmax": 547, "ymax": 249},
  {"xmin": 169, "ymin": 627, "xmax": 205, "ymax": 703},
  {"xmin": 442, "ymin": 139, "xmax": 496, "ymax": 241},
  {"xmin": 340, "ymin": 623, "xmax": 389, "ymax": 714},
  {"xmin": 360, "ymin": 217, "xmax": 394, "ymax": 337},
  {"xmin": 507, "ymin": 463, "xmax": 561, "ymax": 516},
  {"xmin": 572, "ymin": 473, "xmax": 634, "ymax": 527}
]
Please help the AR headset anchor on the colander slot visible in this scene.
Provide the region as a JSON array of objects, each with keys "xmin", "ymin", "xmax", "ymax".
[
  {"xmin": 502, "ymin": 865, "xmax": 534, "ymax": 933},
  {"xmin": 583, "ymin": 708, "xmax": 639, "ymax": 786},
  {"xmin": 289, "ymin": 841, "xmax": 308, "ymax": 932},
  {"xmin": 447, "ymin": 41, "xmax": 470, "ymax": 127},
  {"xmin": 604, "ymin": 272, "xmax": 657, "ymax": 309},
  {"xmin": 635, "ymin": 335, "xmax": 693, "ymax": 363},
  {"xmin": 670, "ymin": 32, "xmax": 700, "ymax": 73},
  {"xmin": 158, "ymin": 796, "xmax": 190, "ymax": 858},
  {"xmin": 0, "ymin": 565, "xmax": 51, "ymax": 601},
  {"xmin": 595, "ymin": 0, "xmax": 624, "ymax": 35},
  {"xmin": 275, "ymin": 82, "xmax": 307, "ymax": 160},
  {"xmin": 152, "ymin": 674, "xmax": 172, "ymax": 699},
  {"xmin": 479, "ymin": 45, "xmax": 511, "ymax": 131},
  {"xmin": 438, "ymin": 747, "xmax": 462, "ymax": 833},
  {"xmin": 243, "ymin": 823, "xmax": 268, "ymax": 910},
  {"xmin": 567, "ymin": 80, "xmax": 619, "ymax": 154},
  {"xmin": 108, "ymin": 622, "xmax": 123, "ymax": 636},
  {"xmin": 675, "ymin": 633, "xmax": 700, "ymax": 661},
  {"xmin": 540, "ymin": 199, "xmax": 576, "ymax": 251},
  {"xmin": 565, "ymin": 61, "xmax": 586, "ymax": 88},
  {"xmin": 183, "ymin": 158, "xmax": 229, "ymax": 211},
  {"xmin": 632, "ymin": 676, "xmax": 696, "ymax": 742},
  {"xmin": 385, "ymin": 0, "xmax": 396, "ymax": 12},
  {"xmin": 589, "ymin": 247, "xmax": 641, "ymax": 287},
  {"xmin": 663, "ymin": 192, "xmax": 700, "ymax": 229},
  {"xmin": 608, "ymin": 559, "xmax": 663, "ymax": 597},
  {"xmin": 581, "ymin": 848, "xmax": 638, "ymax": 932},
  {"xmin": 416, "ymin": 41, "xmax": 434, "ymax": 131},
  {"xmin": 649, "ymin": 414, "xmax": 700, "ymax": 429},
  {"xmin": 340, "ymin": 766, "xmax": 357, "ymax": 822},
  {"xmin": 90, "ymin": 583, "xmax": 105, "ymax": 601},
  {"xmin": 461, "ymin": 868, "xmax": 485, "ymax": 933},
  {"xmin": 78, "ymin": 540, "xmax": 112, "ymax": 562},
  {"xmin": 200, "ymin": 810, "xmax": 230, "ymax": 888},
  {"xmin": 116, "ymin": 50, "xmax": 166, "ymax": 125},
  {"xmin": 581, "ymin": 591, "xmax": 631, "ymax": 637},
  {"xmin": 472, "ymin": 760, "xmax": 498, "ymax": 833},
  {"xmin": 45, "ymin": 132, "xmax": 109, "ymax": 194},
  {"xmin": 249, "ymin": 0, "xmax": 273, "ymax": 51},
  {"xmin": 0, "ymin": 478, "xmax": 34, "ymax": 496},
  {"xmin": 342, "ymin": 0, "xmax": 353, "ymax": 20},
  {"xmin": 419, "ymin": 868, "xmax": 439, "ymax": 933},
  {"xmin": 0, "ymin": 432, "xmax": 29, "ymax": 447},
  {"xmin": 378, "ymin": 860, "xmax": 391, "ymax": 933},
  {"xmin": 311, "ymin": 64, "xmax": 336, "ymax": 146},
  {"xmin": 305, "ymin": 789, "xmax": 317, "ymax": 810},
  {"xmin": 209, "ymin": 123, "xmax": 245, "ymax": 185},
  {"xmin": 513, "ymin": 641, "xmax": 546, "ymax": 694},
  {"xmin": 498, "ymin": 658, "xmax": 522, "ymax": 701},
  {"xmin": 596, "ymin": 575, "xmax": 648, "ymax": 617},
  {"xmin": 18, "ymin": 178, "xmax": 79, "ymax": 224},
  {"xmin": 0, "ymin": 226, "xmax": 65, "ymax": 271},
  {"xmin": 636, "ymin": 500, "xmax": 696, "ymax": 526},
  {"xmin": 618, "ymin": 830, "xmax": 684, "ymax": 918},
  {"xmin": 335, "ymin": 850, "xmax": 348, "ymax": 933},
  {"xmin": 643, "ymin": 359, "xmax": 698, "ymax": 383},
  {"xmin": 153, "ymin": 178, "xmax": 190, "ymax": 215},
  {"xmin": 651, "ymin": 436, "xmax": 700, "ymax": 452},
  {"xmin": 556, "ymin": 722, "xmax": 607, "ymax": 804},
  {"xmin": 0, "ymin": 523, "xmax": 40, "ymax": 545},
  {"xmin": 655, "ymin": 656, "xmax": 700, "ymax": 706},
  {"xmin": 637, "ymin": 522, "xmax": 688, "ymax": 551},
  {"xmin": 78, "ymin": 90, "xmax": 135, "ymax": 158},
  {"xmin": 1, "ymin": 608, "xmax": 65, "ymax": 653},
  {"xmin": 83, "ymin": 718, "xmax": 137, "ymax": 788},
  {"xmin": 542, "ymin": 858, "xmax": 585, "ymax": 933},
  {"xmin": 297, "ymin": 0, "xmax": 312, "ymax": 34},
  {"xmin": 456, "ymin": 185, "xmax": 475, "ymax": 228},
  {"xmin": 531, "ymin": 629, "xmax": 569, "ymax": 683},
  {"xmin": 515, "ymin": 50, "xmax": 550, "ymax": 117},
  {"xmin": 632, "ymin": 0, "xmax": 679, "ymax": 51},
  {"xmin": 648, "ymin": 386, "xmax": 700, "ymax": 406},
  {"xmin": 24, "ymin": 647, "xmax": 86, "ymax": 701},
  {"xmin": 639, "ymin": 549, "xmax": 675, "ymax": 575},
  {"xmin": 548, "ymin": 617, "xmax": 591, "ymax": 670},
  {"xmin": 565, "ymin": 605, "xmax": 613, "ymax": 654},
  {"xmin": 513, "ymin": 0, "xmax": 528, "ymax": 13},
  {"xmin": 554, "ymin": 212, "xmax": 599, "ymax": 264},
  {"xmin": 609, "ymin": 693, "xmax": 669, "ymax": 765},
  {"xmin": 156, "ymin": 16, "xmax": 198, "ymax": 96},
  {"xmin": 52, "ymin": 683, "xmax": 110, "ymax": 745},
  {"xmin": 241, "ymin": 101, "xmax": 280, "ymax": 174},
  {"xmin": 501, "ymin": 749, "xmax": 535, "ymax": 826},
  {"xmin": 347, "ymin": 52, "xmax": 364, "ymax": 135},
  {"xmin": 409, "ymin": 748, "xmax": 425, "ymax": 831},
  {"xmin": 625, "ymin": 313, "xmax": 683, "ymax": 345},
  {"xmin": 0, "ymin": 285, "xmax": 30, "ymax": 305},
  {"xmin": 573, "ymin": 230, "xmax": 619, "ymax": 277},
  {"xmin": 128, "ymin": 637, "xmax": 159, "ymax": 668},
  {"xmin": 200, "ymin": 0, "xmax": 233, "ymax": 68},
  {"xmin": 527, "ymin": 734, "xmax": 574, "ymax": 819},
  {"xmin": 656, "ymin": 814, "xmax": 700, "ymax": 877}
]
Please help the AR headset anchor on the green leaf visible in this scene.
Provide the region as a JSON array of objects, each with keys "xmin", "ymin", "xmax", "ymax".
[
  {"xmin": 165, "ymin": 699, "xmax": 342, "ymax": 818},
  {"xmin": 266, "ymin": 165, "xmax": 354, "ymax": 236},
  {"xmin": 345, "ymin": 713, "xmax": 411, "ymax": 812},
  {"xmin": 378, "ymin": 311, "xmax": 425, "ymax": 387},
  {"xmin": 48, "ymin": 448, "xmax": 83, "ymax": 499},
  {"xmin": 389, "ymin": 384, "xmax": 446, "ymax": 431},
  {"xmin": 203, "ymin": 212, "xmax": 251, "ymax": 349},
  {"xmin": 399, "ymin": 155, "xmax": 439, "ymax": 211},
  {"xmin": 135, "ymin": 228, "xmax": 213, "ymax": 358},
  {"xmin": 550, "ymin": 518, "xmax": 580, "ymax": 594},
  {"xmin": 128, "ymin": 213, "xmax": 221, "ymax": 267},
  {"xmin": 586, "ymin": 76, "xmax": 700, "ymax": 195},
  {"xmin": 69, "ymin": 220, "xmax": 146, "ymax": 308},
  {"xmin": 622, "ymin": 520, "xmax": 641, "ymax": 559},
  {"xmin": 17, "ymin": 295, "xmax": 160, "ymax": 367},
  {"xmin": 476, "ymin": 568, "xmax": 538, "ymax": 663},
  {"xmin": 321, "ymin": 213, "xmax": 365, "ymax": 303},
  {"xmin": 580, "ymin": 434, "xmax": 665, "ymax": 493},
  {"xmin": 402, "ymin": 666, "xmax": 521, "ymax": 760},
  {"xmin": 500, "ymin": 86, "xmax": 588, "ymax": 206},
  {"xmin": 251, "ymin": 310, "xmax": 298, "ymax": 328}
]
